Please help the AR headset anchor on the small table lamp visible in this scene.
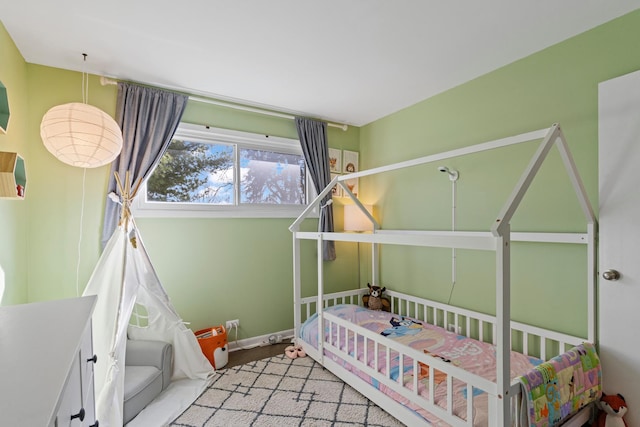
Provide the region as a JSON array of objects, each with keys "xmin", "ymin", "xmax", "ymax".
[
  {"xmin": 343, "ymin": 204, "xmax": 374, "ymax": 232},
  {"xmin": 344, "ymin": 204, "xmax": 374, "ymax": 289}
]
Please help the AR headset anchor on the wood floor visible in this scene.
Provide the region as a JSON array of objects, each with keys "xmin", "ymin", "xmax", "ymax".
[{"xmin": 224, "ymin": 342, "xmax": 292, "ymax": 369}]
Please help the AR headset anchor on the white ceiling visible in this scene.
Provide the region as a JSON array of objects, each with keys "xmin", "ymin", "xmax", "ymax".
[{"xmin": 2, "ymin": 1, "xmax": 638, "ymax": 126}]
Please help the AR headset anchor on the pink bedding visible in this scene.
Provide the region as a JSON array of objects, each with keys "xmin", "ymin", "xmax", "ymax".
[{"xmin": 300, "ymin": 304, "xmax": 542, "ymax": 426}]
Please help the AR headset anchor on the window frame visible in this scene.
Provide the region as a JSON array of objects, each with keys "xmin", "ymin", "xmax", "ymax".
[{"xmin": 131, "ymin": 123, "xmax": 317, "ymax": 218}]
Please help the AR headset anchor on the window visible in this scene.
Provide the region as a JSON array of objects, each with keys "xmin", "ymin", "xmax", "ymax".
[{"xmin": 132, "ymin": 124, "xmax": 315, "ymax": 218}]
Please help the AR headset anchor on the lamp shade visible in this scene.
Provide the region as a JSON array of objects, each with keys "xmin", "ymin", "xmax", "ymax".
[
  {"xmin": 40, "ymin": 102, "xmax": 123, "ymax": 168},
  {"xmin": 344, "ymin": 204, "xmax": 374, "ymax": 232}
]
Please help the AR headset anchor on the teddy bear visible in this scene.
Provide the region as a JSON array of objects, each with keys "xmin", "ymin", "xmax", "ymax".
[
  {"xmin": 362, "ymin": 283, "xmax": 390, "ymax": 311},
  {"xmin": 596, "ymin": 393, "xmax": 628, "ymax": 427}
]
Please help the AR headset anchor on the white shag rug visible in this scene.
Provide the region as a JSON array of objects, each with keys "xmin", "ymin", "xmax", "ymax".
[{"xmin": 170, "ymin": 354, "xmax": 406, "ymax": 426}]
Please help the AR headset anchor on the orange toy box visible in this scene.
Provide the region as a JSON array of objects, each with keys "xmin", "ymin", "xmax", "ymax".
[{"xmin": 195, "ymin": 325, "xmax": 228, "ymax": 369}]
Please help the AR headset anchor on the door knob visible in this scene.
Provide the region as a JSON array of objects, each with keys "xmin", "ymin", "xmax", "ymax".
[{"xmin": 602, "ymin": 269, "xmax": 620, "ymax": 281}]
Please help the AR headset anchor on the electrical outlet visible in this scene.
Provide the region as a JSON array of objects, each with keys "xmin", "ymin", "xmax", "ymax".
[{"xmin": 226, "ymin": 319, "xmax": 239, "ymax": 330}]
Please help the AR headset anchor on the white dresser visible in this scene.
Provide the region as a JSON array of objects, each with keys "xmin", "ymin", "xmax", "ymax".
[{"xmin": 0, "ymin": 296, "xmax": 98, "ymax": 426}]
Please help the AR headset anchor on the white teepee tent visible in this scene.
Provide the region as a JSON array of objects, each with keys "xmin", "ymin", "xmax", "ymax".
[{"xmin": 83, "ymin": 173, "xmax": 213, "ymax": 426}]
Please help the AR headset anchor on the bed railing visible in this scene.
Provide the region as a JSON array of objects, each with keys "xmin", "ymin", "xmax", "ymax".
[
  {"xmin": 299, "ymin": 288, "xmax": 368, "ymax": 321},
  {"xmin": 300, "ymin": 288, "xmax": 585, "ymax": 361},
  {"xmin": 299, "ymin": 288, "xmax": 588, "ymax": 426},
  {"xmin": 323, "ymin": 311, "xmax": 494, "ymax": 426}
]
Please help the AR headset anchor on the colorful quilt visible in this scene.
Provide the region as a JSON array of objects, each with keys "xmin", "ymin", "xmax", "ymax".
[
  {"xmin": 517, "ymin": 342, "xmax": 601, "ymax": 427},
  {"xmin": 300, "ymin": 304, "xmax": 543, "ymax": 426}
]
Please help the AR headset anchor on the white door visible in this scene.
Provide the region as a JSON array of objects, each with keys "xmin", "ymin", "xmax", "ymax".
[{"xmin": 598, "ymin": 69, "xmax": 640, "ymax": 426}]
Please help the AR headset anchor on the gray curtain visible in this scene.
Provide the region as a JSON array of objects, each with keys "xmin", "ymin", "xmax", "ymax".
[
  {"xmin": 295, "ymin": 117, "xmax": 336, "ymax": 261},
  {"xmin": 101, "ymin": 83, "xmax": 188, "ymax": 246}
]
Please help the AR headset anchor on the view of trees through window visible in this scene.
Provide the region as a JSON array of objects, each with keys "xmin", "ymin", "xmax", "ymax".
[
  {"xmin": 240, "ymin": 148, "xmax": 306, "ymax": 204},
  {"xmin": 147, "ymin": 140, "xmax": 234, "ymax": 203},
  {"xmin": 146, "ymin": 138, "xmax": 307, "ymax": 206}
]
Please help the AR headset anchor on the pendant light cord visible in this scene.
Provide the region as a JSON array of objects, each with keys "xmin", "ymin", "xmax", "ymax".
[
  {"xmin": 447, "ymin": 179, "xmax": 457, "ymax": 305},
  {"xmin": 76, "ymin": 53, "xmax": 89, "ymax": 296},
  {"xmin": 76, "ymin": 168, "xmax": 87, "ymax": 296},
  {"xmin": 82, "ymin": 53, "xmax": 88, "ymax": 104}
]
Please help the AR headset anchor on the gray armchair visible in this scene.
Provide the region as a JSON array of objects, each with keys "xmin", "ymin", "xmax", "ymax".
[{"xmin": 124, "ymin": 340, "xmax": 173, "ymax": 424}]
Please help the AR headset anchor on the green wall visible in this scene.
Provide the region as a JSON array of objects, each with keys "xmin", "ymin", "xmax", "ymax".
[
  {"xmin": 0, "ymin": 22, "xmax": 29, "ymax": 305},
  {"xmin": 359, "ymin": 10, "xmax": 640, "ymax": 338}
]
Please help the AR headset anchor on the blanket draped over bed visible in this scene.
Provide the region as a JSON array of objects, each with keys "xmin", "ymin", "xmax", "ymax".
[
  {"xmin": 301, "ymin": 304, "xmax": 543, "ymax": 426},
  {"xmin": 517, "ymin": 342, "xmax": 601, "ymax": 427}
]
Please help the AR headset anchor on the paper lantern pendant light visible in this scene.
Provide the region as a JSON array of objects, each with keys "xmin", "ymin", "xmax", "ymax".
[{"xmin": 40, "ymin": 102, "xmax": 123, "ymax": 168}]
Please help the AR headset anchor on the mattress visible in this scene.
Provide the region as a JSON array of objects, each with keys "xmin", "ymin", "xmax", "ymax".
[{"xmin": 300, "ymin": 304, "xmax": 542, "ymax": 426}]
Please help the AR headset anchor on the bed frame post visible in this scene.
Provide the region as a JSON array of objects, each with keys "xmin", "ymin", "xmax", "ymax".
[
  {"xmin": 317, "ymin": 234, "xmax": 325, "ymax": 362},
  {"xmin": 496, "ymin": 226, "xmax": 512, "ymax": 427},
  {"xmin": 292, "ymin": 233, "xmax": 301, "ymax": 343},
  {"xmin": 554, "ymin": 129, "xmax": 598, "ymax": 344},
  {"xmin": 372, "ymin": 242, "xmax": 379, "ymax": 286},
  {"xmin": 586, "ymin": 222, "xmax": 597, "ymax": 344}
]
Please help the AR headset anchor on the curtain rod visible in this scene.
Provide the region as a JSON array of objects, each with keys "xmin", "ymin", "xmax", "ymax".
[{"xmin": 100, "ymin": 77, "xmax": 348, "ymax": 131}]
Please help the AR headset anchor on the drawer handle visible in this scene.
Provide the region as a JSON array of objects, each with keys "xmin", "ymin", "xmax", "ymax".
[
  {"xmin": 87, "ymin": 354, "xmax": 98, "ymax": 364},
  {"xmin": 70, "ymin": 408, "xmax": 85, "ymax": 421},
  {"xmin": 89, "ymin": 421, "xmax": 99, "ymax": 427}
]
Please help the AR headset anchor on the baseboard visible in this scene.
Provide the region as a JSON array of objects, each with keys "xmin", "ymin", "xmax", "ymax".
[{"xmin": 227, "ymin": 328, "xmax": 295, "ymax": 352}]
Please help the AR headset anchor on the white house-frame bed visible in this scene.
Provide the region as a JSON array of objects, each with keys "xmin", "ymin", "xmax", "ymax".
[{"xmin": 289, "ymin": 124, "xmax": 598, "ymax": 426}]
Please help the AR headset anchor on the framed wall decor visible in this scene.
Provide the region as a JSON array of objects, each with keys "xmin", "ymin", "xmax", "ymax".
[
  {"xmin": 330, "ymin": 173, "xmax": 342, "ymax": 198},
  {"xmin": 342, "ymin": 150, "xmax": 358, "ymax": 174},
  {"xmin": 328, "ymin": 148, "xmax": 342, "ymax": 173},
  {"xmin": 344, "ymin": 177, "xmax": 358, "ymax": 198},
  {"xmin": 342, "ymin": 150, "xmax": 359, "ymax": 197}
]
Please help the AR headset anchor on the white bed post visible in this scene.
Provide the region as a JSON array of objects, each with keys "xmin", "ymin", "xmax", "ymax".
[
  {"xmin": 372, "ymin": 241, "xmax": 379, "ymax": 287},
  {"xmin": 289, "ymin": 176, "xmax": 336, "ymax": 350},
  {"xmin": 586, "ymin": 222, "xmax": 597, "ymax": 344},
  {"xmin": 495, "ymin": 227, "xmax": 512, "ymax": 427},
  {"xmin": 317, "ymin": 233, "xmax": 325, "ymax": 362},
  {"xmin": 292, "ymin": 234, "xmax": 302, "ymax": 343},
  {"xmin": 490, "ymin": 125, "xmax": 559, "ymax": 426},
  {"xmin": 554, "ymin": 130, "xmax": 598, "ymax": 344}
]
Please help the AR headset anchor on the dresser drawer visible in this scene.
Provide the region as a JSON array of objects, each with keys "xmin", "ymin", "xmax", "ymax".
[
  {"xmin": 54, "ymin": 322, "xmax": 98, "ymax": 426},
  {"xmin": 79, "ymin": 321, "xmax": 97, "ymax": 425}
]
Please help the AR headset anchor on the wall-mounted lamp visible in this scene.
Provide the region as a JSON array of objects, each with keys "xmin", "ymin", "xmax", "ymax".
[
  {"xmin": 438, "ymin": 166, "xmax": 459, "ymax": 181},
  {"xmin": 344, "ymin": 204, "xmax": 374, "ymax": 232},
  {"xmin": 438, "ymin": 166, "xmax": 460, "ymax": 304}
]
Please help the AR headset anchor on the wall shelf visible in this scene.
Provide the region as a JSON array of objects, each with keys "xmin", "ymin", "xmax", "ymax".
[
  {"xmin": 0, "ymin": 152, "xmax": 26, "ymax": 199},
  {"xmin": 0, "ymin": 81, "xmax": 9, "ymax": 134}
]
